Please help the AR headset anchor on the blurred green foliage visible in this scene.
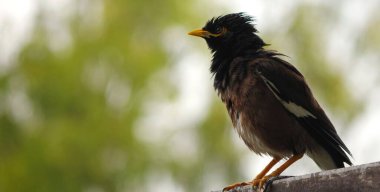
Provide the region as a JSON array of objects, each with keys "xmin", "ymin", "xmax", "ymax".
[
  {"xmin": 0, "ymin": 1, "xmax": 375, "ymax": 192},
  {"xmin": 286, "ymin": 5, "xmax": 361, "ymax": 121}
]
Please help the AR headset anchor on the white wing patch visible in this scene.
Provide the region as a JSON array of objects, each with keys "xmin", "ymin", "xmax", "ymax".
[
  {"xmin": 260, "ymin": 75, "xmax": 317, "ymax": 119},
  {"xmin": 281, "ymin": 101, "xmax": 316, "ymax": 118}
]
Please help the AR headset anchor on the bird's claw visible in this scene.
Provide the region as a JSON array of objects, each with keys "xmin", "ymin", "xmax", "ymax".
[
  {"xmin": 261, "ymin": 175, "xmax": 294, "ymax": 192},
  {"xmin": 222, "ymin": 177, "xmax": 273, "ymax": 192},
  {"xmin": 222, "ymin": 182, "xmax": 250, "ymax": 192},
  {"xmin": 222, "ymin": 175, "xmax": 293, "ymax": 191},
  {"xmin": 258, "ymin": 174, "xmax": 273, "ymax": 189}
]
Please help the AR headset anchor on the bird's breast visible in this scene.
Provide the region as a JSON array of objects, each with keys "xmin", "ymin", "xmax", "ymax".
[
  {"xmin": 220, "ymin": 79, "xmax": 279, "ymax": 156},
  {"xmin": 220, "ymin": 73, "xmax": 309, "ymax": 158},
  {"xmin": 234, "ymin": 113, "xmax": 279, "ymax": 156}
]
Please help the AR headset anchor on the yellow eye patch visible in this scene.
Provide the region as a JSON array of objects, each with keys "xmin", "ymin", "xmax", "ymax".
[
  {"xmin": 210, "ymin": 27, "xmax": 227, "ymax": 37},
  {"xmin": 188, "ymin": 27, "xmax": 227, "ymax": 38}
]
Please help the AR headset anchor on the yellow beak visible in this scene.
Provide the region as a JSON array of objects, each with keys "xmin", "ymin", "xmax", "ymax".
[{"xmin": 188, "ymin": 29, "xmax": 212, "ymax": 38}]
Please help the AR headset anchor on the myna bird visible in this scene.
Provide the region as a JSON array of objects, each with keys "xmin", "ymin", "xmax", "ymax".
[{"xmin": 188, "ymin": 13, "xmax": 352, "ymax": 190}]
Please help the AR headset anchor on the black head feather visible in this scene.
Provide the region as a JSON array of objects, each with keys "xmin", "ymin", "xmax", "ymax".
[
  {"xmin": 198, "ymin": 13, "xmax": 267, "ymax": 90},
  {"xmin": 202, "ymin": 13, "xmax": 265, "ymax": 53}
]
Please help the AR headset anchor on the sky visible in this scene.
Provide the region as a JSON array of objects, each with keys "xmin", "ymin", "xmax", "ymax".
[{"xmin": 0, "ymin": 0, "xmax": 36, "ymax": 71}]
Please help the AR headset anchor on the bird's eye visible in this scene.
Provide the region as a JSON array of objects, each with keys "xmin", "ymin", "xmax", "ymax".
[
  {"xmin": 216, "ymin": 27, "xmax": 224, "ymax": 34},
  {"xmin": 208, "ymin": 27, "xmax": 227, "ymax": 38}
]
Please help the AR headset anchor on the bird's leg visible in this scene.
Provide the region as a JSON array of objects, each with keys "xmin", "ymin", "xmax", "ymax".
[
  {"xmin": 222, "ymin": 158, "xmax": 280, "ymax": 191},
  {"xmin": 251, "ymin": 158, "xmax": 280, "ymax": 186},
  {"xmin": 258, "ymin": 153, "xmax": 304, "ymax": 188}
]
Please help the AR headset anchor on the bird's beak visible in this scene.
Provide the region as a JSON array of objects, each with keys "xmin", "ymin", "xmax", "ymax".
[{"xmin": 188, "ymin": 29, "xmax": 212, "ymax": 38}]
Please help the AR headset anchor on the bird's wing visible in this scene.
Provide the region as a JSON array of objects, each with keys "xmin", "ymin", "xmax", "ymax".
[{"xmin": 253, "ymin": 57, "xmax": 352, "ymax": 167}]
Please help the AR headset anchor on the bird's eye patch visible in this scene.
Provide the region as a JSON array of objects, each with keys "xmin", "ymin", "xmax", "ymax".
[
  {"xmin": 210, "ymin": 27, "xmax": 227, "ymax": 37},
  {"xmin": 216, "ymin": 27, "xmax": 223, "ymax": 33}
]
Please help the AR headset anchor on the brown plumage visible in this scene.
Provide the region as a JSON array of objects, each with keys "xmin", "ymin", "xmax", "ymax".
[{"xmin": 188, "ymin": 13, "xmax": 352, "ymax": 190}]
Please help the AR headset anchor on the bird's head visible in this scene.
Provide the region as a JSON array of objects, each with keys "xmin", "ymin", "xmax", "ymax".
[{"xmin": 188, "ymin": 13, "xmax": 265, "ymax": 53}]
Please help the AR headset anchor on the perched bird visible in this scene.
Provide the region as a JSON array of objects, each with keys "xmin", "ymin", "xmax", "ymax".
[{"xmin": 188, "ymin": 13, "xmax": 352, "ymax": 190}]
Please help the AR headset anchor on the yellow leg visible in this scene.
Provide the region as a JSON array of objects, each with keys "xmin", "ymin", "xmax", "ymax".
[
  {"xmin": 251, "ymin": 158, "xmax": 280, "ymax": 186},
  {"xmin": 258, "ymin": 154, "xmax": 304, "ymax": 188},
  {"xmin": 223, "ymin": 158, "xmax": 280, "ymax": 191}
]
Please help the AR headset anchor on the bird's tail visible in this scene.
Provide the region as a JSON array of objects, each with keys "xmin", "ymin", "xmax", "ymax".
[{"xmin": 307, "ymin": 146, "xmax": 352, "ymax": 170}]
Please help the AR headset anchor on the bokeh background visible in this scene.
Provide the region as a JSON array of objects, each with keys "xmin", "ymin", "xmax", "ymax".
[{"xmin": 1, "ymin": 0, "xmax": 380, "ymax": 191}]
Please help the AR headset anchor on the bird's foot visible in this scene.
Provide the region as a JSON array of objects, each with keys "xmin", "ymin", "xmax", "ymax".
[
  {"xmin": 250, "ymin": 178, "xmax": 261, "ymax": 187},
  {"xmin": 222, "ymin": 182, "xmax": 250, "ymax": 192},
  {"xmin": 258, "ymin": 173, "xmax": 278, "ymax": 189},
  {"xmin": 262, "ymin": 175, "xmax": 294, "ymax": 191},
  {"xmin": 252, "ymin": 175, "xmax": 294, "ymax": 190},
  {"xmin": 222, "ymin": 175, "xmax": 293, "ymax": 191},
  {"xmin": 222, "ymin": 176, "xmax": 275, "ymax": 191}
]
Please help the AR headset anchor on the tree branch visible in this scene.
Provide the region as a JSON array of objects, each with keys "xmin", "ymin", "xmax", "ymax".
[{"xmin": 213, "ymin": 161, "xmax": 380, "ymax": 192}]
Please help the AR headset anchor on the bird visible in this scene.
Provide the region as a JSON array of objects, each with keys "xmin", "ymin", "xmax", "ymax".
[{"xmin": 188, "ymin": 13, "xmax": 352, "ymax": 191}]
